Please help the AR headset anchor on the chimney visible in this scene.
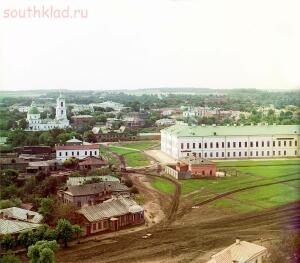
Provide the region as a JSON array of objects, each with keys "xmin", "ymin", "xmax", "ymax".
[{"xmin": 235, "ymin": 238, "xmax": 241, "ymax": 245}]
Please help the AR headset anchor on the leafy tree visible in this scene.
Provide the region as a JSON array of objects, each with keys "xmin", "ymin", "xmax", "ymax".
[
  {"xmin": 0, "ymin": 253, "xmax": 21, "ymax": 263},
  {"xmin": 0, "ymin": 169, "xmax": 19, "ymax": 186},
  {"xmin": 18, "ymin": 230, "xmax": 37, "ymax": 248},
  {"xmin": 18, "ymin": 118, "xmax": 28, "ymax": 129},
  {"xmin": 34, "ymin": 224, "xmax": 56, "ymax": 241},
  {"xmin": 38, "ymin": 198, "xmax": 54, "ymax": 220},
  {"xmin": 0, "ymin": 234, "xmax": 16, "ymax": 250},
  {"xmin": 0, "ymin": 198, "xmax": 22, "ymax": 209},
  {"xmin": 83, "ymin": 131, "xmax": 97, "ymax": 143},
  {"xmin": 55, "ymin": 219, "xmax": 81, "ymax": 247},
  {"xmin": 27, "ymin": 240, "xmax": 59, "ymax": 263},
  {"xmin": 72, "ymin": 225, "xmax": 83, "ymax": 244}
]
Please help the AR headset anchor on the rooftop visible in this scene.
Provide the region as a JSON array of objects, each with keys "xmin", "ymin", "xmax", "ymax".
[
  {"xmin": 79, "ymin": 156, "xmax": 108, "ymax": 166},
  {"xmin": 162, "ymin": 124, "xmax": 300, "ymax": 137},
  {"xmin": 79, "ymin": 197, "xmax": 143, "ymax": 222},
  {"xmin": 181, "ymin": 157, "xmax": 214, "ymax": 166},
  {"xmin": 66, "ymin": 176, "xmax": 120, "ymax": 186},
  {"xmin": 207, "ymin": 240, "xmax": 267, "ymax": 263},
  {"xmin": 56, "ymin": 144, "xmax": 99, "ymax": 150},
  {"xmin": 0, "ymin": 207, "xmax": 43, "ymax": 224},
  {"xmin": 0, "ymin": 219, "xmax": 41, "ymax": 235}
]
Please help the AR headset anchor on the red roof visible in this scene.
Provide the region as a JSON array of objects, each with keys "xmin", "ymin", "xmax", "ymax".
[
  {"xmin": 56, "ymin": 144, "xmax": 99, "ymax": 150},
  {"xmin": 79, "ymin": 157, "xmax": 107, "ymax": 166}
]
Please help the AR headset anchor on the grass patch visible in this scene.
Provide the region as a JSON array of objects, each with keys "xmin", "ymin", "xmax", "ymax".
[
  {"xmin": 152, "ymin": 177, "xmax": 176, "ymax": 194},
  {"xmin": 114, "ymin": 140, "xmax": 160, "ymax": 150}
]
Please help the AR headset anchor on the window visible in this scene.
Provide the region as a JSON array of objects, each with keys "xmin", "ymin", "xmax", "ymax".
[
  {"xmin": 222, "ymin": 142, "xmax": 224, "ymax": 148},
  {"xmin": 216, "ymin": 152, "xmax": 219, "ymax": 157},
  {"xmin": 227, "ymin": 142, "xmax": 230, "ymax": 148},
  {"xmin": 227, "ymin": 152, "xmax": 230, "ymax": 157},
  {"xmin": 65, "ymin": 152, "xmax": 68, "ymax": 156},
  {"xmin": 239, "ymin": 142, "xmax": 241, "ymax": 147},
  {"xmin": 72, "ymin": 152, "xmax": 74, "ymax": 156},
  {"xmin": 295, "ymin": 141, "xmax": 298, "ymax": 147},
  {"xmin": 239, "ymin": 152, "xmax": 241, "ymax": 157},
  {"xmin": 199, "ymin": 143, "xmax": 201, "ymax": 148},
  {"xmin": 273, "ymin": 151, "xmax": 275, "ymax": 155},
  {"xmin": 289, "ymin": 141, "xmax": 292, "ymax": 147},
  {"xmin": 95, "ymin": 151, "xmax": 97, "ymax": 155},
  {"xmin": 193, "ymin": 143, "xmax": 195, "ymax": 149},
  {"xmin": 273, "ymin": 141, "xmax": 275, "ymax": 147},
  {"xmin": 267, "ymin": 151, "xmax": 269, "ymax": 156},
  {"xmin": 250, "ymin": 151, "xmax": 253, "ymax": 156},
  {"xmin": 187, "ymin": 153, "xmax": 190, "ymax": 156},
  {"xmin": 262, "ymin": 151, "xmax": 264, "ymax": 156},
  {"xmin": 77, "ymin": 151, "xmax": 79, "ymax": 156},
  {"xmin": 98, "ymin": 222, "xmax": 102, "ymax": 229},
  {"xmin": 295, "ymin": 150, "xmax": 297, "ymax": 156},
  {"xmin": 216, "ymin": 142, "xmax": 219, "ymax": 148},
  {"xmin": 222, "ymin": 152, "xmax": 224, "ymax": 157},
  {"xmin": 210, "ymin": 142, "xmax": 213, "ymax": 148},
  {"xmin": 103, "ymin": 221, "xmax": 108, "ymax": 228},
  {"xmin": 199, "ymin": 153, "xmax": 201, "ymax": 157},
  {"xmin": 61, "ymin": 101, "xmax": 63, "ymax": 107},
  {"xmin": 204, "ymin": 152, "xmax": 207, "ymax": 157},
  {"xmin": 233, "ymin": 142, "xmax": 236, "ymax": 148},
  {"xmin": 278, "ymin": 141, "xmax": 281, "ymax": 147},
  {"xmin": 204, "ymin": 143, "xmax": 207, "ymax": 148},
  {"xmin": 233, "ymin": 152, "xmax": 236, "ymax": 157},
  {"xmin": 61, "ymin": 110, "xmax": 63, "ymax": 115},
  {"xmin": 284, "ymin": 141, "xmax": 286, "ymax": 147},
  {"xmin": 193, "ymin": 152, "xmax": 196, "ymax": 157},
  {"xmin": 90, "ymin": 151, "xmax": 92, "ymax": 156},
  {"xmin": 244, "ymin": 151, "xmax": 247, "ymax": 156},
  {"xmin": 250, "ymin": 142, "xmax": 253, "ymax": 147},
  {"xmin": 181, "ymin": 143, "xmax": 184, "ymax": 149},
  {"xmin": 284, "ymin": 150, "xmax": 286, "ymax": 156},
  {"xmin": 256, "ymin": 141, "xmax": 258, "ymax": 147},
  {"xmin": 267, "ymin": 141, "xmax": 270, "ymax": 147},
  {"xmin": 256, "ymin": 151, "xmax": 258, "ymax": 156},
  {"xmin": 210, "ymin": 152, "xmax": 213, "ymax": 157},
  {"xmin": 187, "ymin": 143, "xmax": 190, "ymax": 149},
  {"xmin": 244, "ymin": 142, "xmax": 247, "ymax": 147},
  {"xmin": 278, "ymin": 151, "xmax": 281, "ymax": 156},
  {"xmin": 85, "ymin": 151, "xmax": 87, "ymax": 155},
  {"xmin": 59, "ymin": 152, "xmax": 62, "ymax": 156},
  {"xmin": 210, "ymin": 170, "xmax": 212, "ymax": 176},
  {"xmin": 262, "ymin": 141, "xmax": 264, "ymax": 147}
]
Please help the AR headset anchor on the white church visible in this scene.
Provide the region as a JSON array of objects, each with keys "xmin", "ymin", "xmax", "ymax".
[{"xmin": 26, "ymin": 94, "xmax": 70, "ymax": 131}]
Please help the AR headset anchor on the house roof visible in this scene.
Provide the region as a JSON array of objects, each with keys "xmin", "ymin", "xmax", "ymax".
[
  {"xmin": 181, "ymin": 157, "xmax": 214, "ymax": 166},
  {"xmin": 162, "ymin": 124, "xmax": 300, "ymax": 137},
  {"xmin": 66, "ymin": 176, "xmax": 120, "ymax": 186},
  {"xmin": 79, "ymin": 157, "xmax": 108, "ymax": 166},
  {"xmin": 55, "ymin": 144, "xmax": 99, "ymax": 150},
  {"xmin": 28, "ymin": 159, "xmax": 63, "ymax": 167},
  {"xmin": 79, "ymin": 197, "xmax": 143, "ymax": 222},
  {"xmin": 65, "ymin": 182, "xmax": 129, "ymax": 196},
  {"xmin": 0, "ymin": 219, "xmax": 41, "ymax": 235},
  {"xmin": 0, "ymin": 158, "xmax": 29, "ymax": 165},
  {"xmin": 0, "ymin": 207, "xmax": 43, "ymax": 224},
  {"xmin": 207, "ymin": 240, "xmax": 267, "ymax": 263},
  {"xmin": 66, "ymin": 137, "xmax": 83, "ymax": 143}
]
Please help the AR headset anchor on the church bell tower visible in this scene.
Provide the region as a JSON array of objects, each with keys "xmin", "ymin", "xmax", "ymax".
[{"xmin": 56, "ymin": 93, "xmax": 67, "ymax": 120}]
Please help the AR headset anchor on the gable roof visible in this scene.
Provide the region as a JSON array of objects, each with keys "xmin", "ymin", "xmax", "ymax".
[
  {"xmin": 0, "ymin": 207, "xmax": 43, "ymax": 224},
  {"xmin": 55, "ymin": 144, "xmax": 99, "ymax": 150},
  {"xmin": 79, "ymin": 197, "xmax": 143, "ymax": 222},
  {"xmin": 162, "ymin": 124, "xmax": 300, "ymax": 137},
  {"xmin": 182, "ymin": 157, "xmax": 214, "ymax": 166},
  {"xmin": 79, "ymin": 156, "xmax": 108, "ymax": 166},
  {"xmin": 67, "ymin": 176, "xmax": 120, "ymax": 186},
  {"xmin": 64, "ymin": 182, "xmax": 129, "ymax": 196},
  {"xmin": 207, "ymin": 240, "xmax": 267, "ymax": 263},
  {"xmin": 0, "ymin": 219, "xmax": 41, "ymax": 235}
]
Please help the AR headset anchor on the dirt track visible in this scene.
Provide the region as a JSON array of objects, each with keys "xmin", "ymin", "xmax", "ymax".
[{"xmin": 56, "ymin": 171, "xmax": 300, "ymax": 263}]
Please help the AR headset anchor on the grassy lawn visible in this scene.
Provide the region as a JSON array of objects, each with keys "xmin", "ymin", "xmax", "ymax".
[
  {"xmin": 109, "ymin": 145, "xmax": 152, "ymax": 167},
  {"xmin": 152, "ymin": 177, "xmax": 176, "ymax": 194},
  {"xmin": 181, "ymin": 159, "xmax": 300, "ymax": 213},
  {"xmin": 114, "ymin": 140, "xmax": 160, "ymax": 150}
]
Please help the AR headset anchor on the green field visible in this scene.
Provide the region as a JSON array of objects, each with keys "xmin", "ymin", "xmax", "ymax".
[
  {"xmin": 152, "ymin": 177, "xmax": 176, "ymax": 194},
  {"xmin": 114, "ymin": 140, "xmax": 160, "ymax": 150},
  {"xmin": 181, "ymin": 159, "xmax": 300, "ymax": 213},
  {"xmin": 109, "ymin": 144, "xmax": 152, "ymax": 167}
]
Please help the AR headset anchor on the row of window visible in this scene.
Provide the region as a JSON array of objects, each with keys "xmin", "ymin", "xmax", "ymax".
[
  {"xmin": 92, "ymin": 220, "xmax": 108, "ymax": 231},
  {"xmin": 58, "ymin": 150, "xmax": 98, "ymax": 157},
  {"xmin": 186, "ymin": 150, "xmax": 298, "ymax": 158},
  {"xmin": 181, "ymin": 140, "xmax": 297, "ymax": 150}
]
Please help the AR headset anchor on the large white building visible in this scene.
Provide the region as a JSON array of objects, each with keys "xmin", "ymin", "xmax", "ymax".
[
  {"xmin": 26, "ymin": 94, "xmax": 70, "ymax": 131},
  {"xmin": 161, "ymin": 124, "xmax": 300, "ymax": 160},
  {"xmin": 55, "ymin": 144, "xmax": 100, "ymax": 161}
]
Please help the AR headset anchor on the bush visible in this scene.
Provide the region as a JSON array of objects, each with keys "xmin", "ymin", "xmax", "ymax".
[
  {"xmin": 0, "ymin": 234, "xmax": 16, "ymax": 251},
  {"xmin": 27, "ymin": 240, "xmax": 59, "ymax": 263},
  {"xmin": 124, "ymin": 178, "xmax": 133, "ymax": 188},
  {"xmin": 130, "ymin": 186, "xmax": 139, "ymax": 194},
  {"xmin": 0, "ymin": 253, "xmax": 21, "ymax": 263}
]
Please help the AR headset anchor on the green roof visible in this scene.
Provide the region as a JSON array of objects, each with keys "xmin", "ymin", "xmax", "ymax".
[
  {"xmin": 28, "ymin": 101, "xmax": 39, "ymax": 114},
  {"xmin": 161, "ymin": 124, "xmax": 300, "ymax": 137}
]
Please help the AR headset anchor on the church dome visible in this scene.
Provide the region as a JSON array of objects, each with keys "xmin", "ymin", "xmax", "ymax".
[{"xmin": 28, "ymin": 101, "xmax": 39, "ymax": 114}]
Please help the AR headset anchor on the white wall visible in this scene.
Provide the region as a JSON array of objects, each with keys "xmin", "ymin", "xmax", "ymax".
[{"xmin": 56, "ymin": 149, "xmax": 100, "ymax": 161}]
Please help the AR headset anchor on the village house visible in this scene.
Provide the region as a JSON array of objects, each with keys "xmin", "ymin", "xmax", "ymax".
[
  {"xmin": 55, "ymin": 144, "xmax": 100, "ymax": 161},
  {"xmin": 92, "ymin": 126, "xmax": 136, "ymax": 142},
  {"xmin": 165, "ymin": 157, "xmax": 216, "ymax": 180},
  {"xmin": 78, "ymin": 156, "xmax": 108, "ymax": 171},
  {"xmin": 207, "ymin": 239, "xmax": 267, "ymax": 263},
  {"xmin": 122, "ymin": 112, "xmax": 147, "ymax": 128},
  {"xmin": 71, "ymin": 115, "xmax": 95, "ymax": 127},
  {"xmin": 0, "ymin": 157, "xmax": 29, "ymax": 172},
  {"xmin": 15, "ymin": 146, "xmax": 53, "ymax": 161},
  {"xmin": 78, "ymin": 197, "xmax": 144, "ymax": 235},
  {"xmin": 58, "ymin": 182, "xmax": 130, "ymax": 207},
  {"xmin": 155, "ymin": 118, "xmax": 176, "ymax": 127},
  {"xmin": 26, "ymin": 159, "xmax": 64, "ymax": 173}
]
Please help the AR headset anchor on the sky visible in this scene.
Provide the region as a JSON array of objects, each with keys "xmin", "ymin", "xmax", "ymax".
[{"xmin": 1, "ymin": 0, "xmax": 300, "ymax": 91}]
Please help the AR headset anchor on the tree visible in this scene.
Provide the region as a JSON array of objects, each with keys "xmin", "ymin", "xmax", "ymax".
[
  {"xmin": 124, "ymin": 178, "xmax": 133, "ymax": 188},
  {"xmin": 27, "ymin": 240, "xmax": 59, "ymax": 263},
  {"xmin": 83, "ymin": 131, "xmax": 97, "ymax": 143},
  {"xmin": 0, "ymin": 253, "xmax": 21, "ymax": 263},
  {"xmin": 34, "ymin": 224, "xmax": 56, "ymax": 241},
  {"xmin": 0, "ymin": 169, "xmax": 19, "ymax": 186},
  {"xmin": 18, "ymin": 230, "xmax": 37, "ymax": 248},
  {"xmin": 18, "ymin": 118, "xmax": 28, "ymax": 129},
  {"xmin": 0, "ymin": 234, "xmax": 16, "ymax": 250},
  {"xmin": 72, "ymin": 225, "xmax": 83, "ymax": 244},
  {"xmin": 55, "ymin": 219, "xmax": 74, "ymax": 247},
  {"xmin": 38, "ymin": 198, "xmax": 54, "ymax": 221}
]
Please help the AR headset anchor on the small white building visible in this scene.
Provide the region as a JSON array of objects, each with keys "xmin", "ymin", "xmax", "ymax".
[
  {"xmin": 155, "ymin": 118, "xmax": 176, "ymax": 127},
  {"xmin": 207, "ymin": 239, "xmax": 267, "ymax": 263},
  {"xmin": 55, "ymin": 144, "xmax": 100, "ymax": 161}
]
